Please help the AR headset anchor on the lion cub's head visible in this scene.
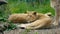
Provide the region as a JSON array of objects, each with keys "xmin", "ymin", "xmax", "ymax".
[{"xmin": 26, "ymin": 11, "xmax": 38, "ymax": 22}]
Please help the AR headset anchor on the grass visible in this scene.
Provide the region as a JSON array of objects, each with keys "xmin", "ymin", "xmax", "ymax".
[{"xmin": 7, "ymin": 0, "xmax": 55, "ymax": 15}]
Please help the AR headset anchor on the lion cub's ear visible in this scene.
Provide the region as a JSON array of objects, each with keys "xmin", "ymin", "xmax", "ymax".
[{"xmin": 33, "ymin": 12, "xmax": 37, "ymax": 16}]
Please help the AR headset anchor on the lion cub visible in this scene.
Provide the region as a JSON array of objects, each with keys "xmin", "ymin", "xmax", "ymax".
[{"xmin": 17, "ymin": 12, "xmax": 53, "ymax": 29}]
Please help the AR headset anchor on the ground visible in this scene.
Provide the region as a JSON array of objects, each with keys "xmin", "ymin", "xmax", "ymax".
[
  {"xmin": 4, "ymin": 27, "xmax": 60, "ymax": 34},
  {"xmin": 0, "ymin": 21, "xmax": 60, "ymax": 34}
]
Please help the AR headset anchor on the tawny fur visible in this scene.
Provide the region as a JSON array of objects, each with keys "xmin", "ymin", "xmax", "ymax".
[
  {"xmin": 19, "ymin": 13, "xmax": 52, "ymax": 29},
  {"xmin": 8, "ymin": 14, "xmax": 28, "ymax": 23},
  {"xmin": 8, "ymin": 12, "xmax": 38, "ymax": 23}
]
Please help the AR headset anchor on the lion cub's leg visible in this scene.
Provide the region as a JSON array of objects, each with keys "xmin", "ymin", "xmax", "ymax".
[{"xmin": 19, "ymin": 18, "xmax": 52, "ymax": 29}]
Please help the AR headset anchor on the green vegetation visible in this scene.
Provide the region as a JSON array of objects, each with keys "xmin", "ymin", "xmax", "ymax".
[
  {"xmin": 7, "ymin": 0, "xmax": 55, "ymax": 15},
  {"xmin": 35, "ymin": 32, "xmax": 38, "ymax": 34}
]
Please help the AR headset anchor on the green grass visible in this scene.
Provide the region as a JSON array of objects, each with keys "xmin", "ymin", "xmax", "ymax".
[{"xmin": 7, "ymin": 0, "xmax": 55, "ymax": 15}]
